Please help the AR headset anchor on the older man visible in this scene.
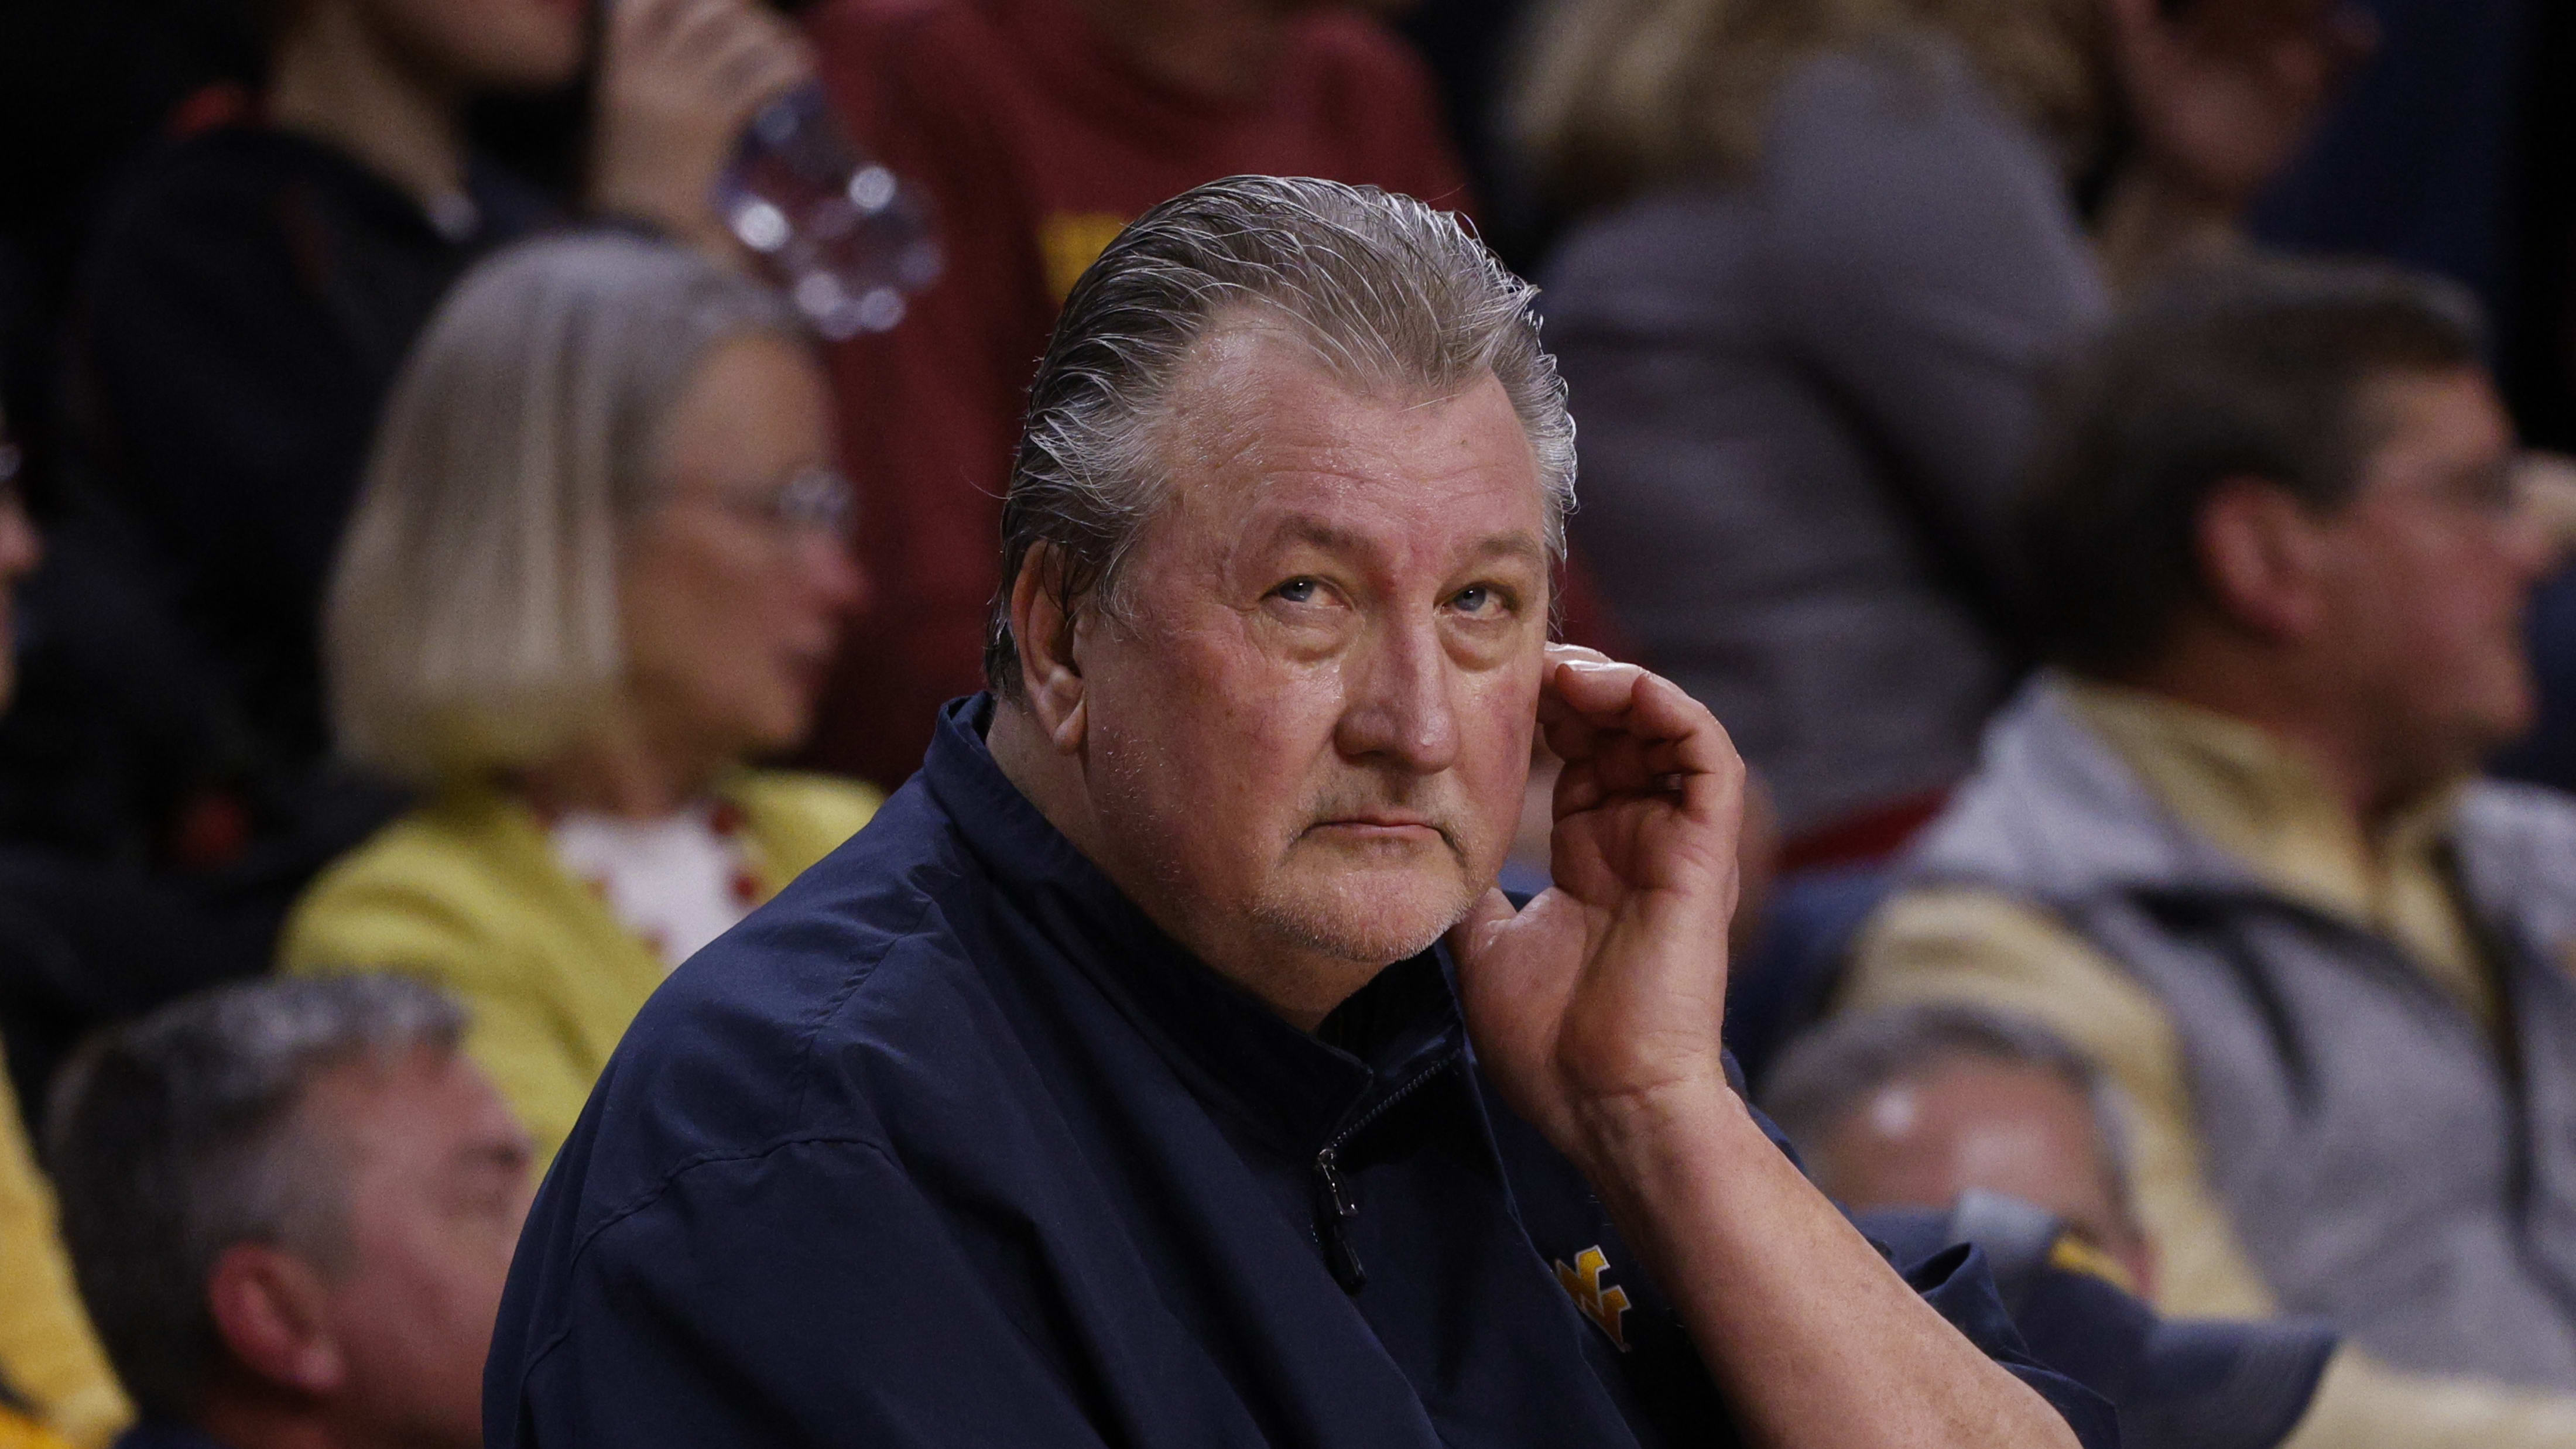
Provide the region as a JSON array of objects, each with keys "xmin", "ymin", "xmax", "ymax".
[
  {"xmin": 46, "ymin": 976, "xmax": 536, "ymax": 1449},
  {"xmin": 487, "ymin": 177, "xmax": 2099, "ymax": 1449},
  {"xmin": 1841, "ymin": 259, "xmax": 2576, "ymax": 1445}
]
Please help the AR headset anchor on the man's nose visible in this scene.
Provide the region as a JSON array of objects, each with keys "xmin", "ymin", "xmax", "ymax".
[
  {"xmin": 1333, "ymin": 614, "xmax": 1461, "ymax": 775},
  {"xmin": 2509, "ymin": 454, "xmax": 2576, "ymax": 581}
]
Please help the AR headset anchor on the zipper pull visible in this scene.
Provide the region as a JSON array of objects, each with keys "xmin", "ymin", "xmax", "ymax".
[{"xmin": 1314, "ymin": 1148, "xmax": 1368, "ymax": 1292}]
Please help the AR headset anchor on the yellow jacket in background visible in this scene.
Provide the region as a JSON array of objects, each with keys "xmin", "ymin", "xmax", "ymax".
[
  {"xmin": 280, "ymin": 772, "xmax": 879, "ymax": 1162},
  {"xmin": 0, "ymin": 1049, "xmax": 128, "ymax": 1448}
]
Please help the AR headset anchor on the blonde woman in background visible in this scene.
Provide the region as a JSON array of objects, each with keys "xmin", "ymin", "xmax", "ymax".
[
  {"xmin": 283, "ymin": 234, "xmax": 878, "ymax": 1164},
  {"xmin": 1508, "ymin": 0, "xmax": 2359, "ymax": 869}
]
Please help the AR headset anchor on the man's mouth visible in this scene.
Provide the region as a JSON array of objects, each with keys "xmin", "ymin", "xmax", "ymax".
[{"xmin": 1305, "ymin": 814, "xmax": 1454, "ymax": 851}]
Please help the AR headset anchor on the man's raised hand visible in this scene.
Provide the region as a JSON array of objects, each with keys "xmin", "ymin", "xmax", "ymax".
[{"xmin": 1445, "ymin": 644, "xmax": 1745, "ymax": 1160}]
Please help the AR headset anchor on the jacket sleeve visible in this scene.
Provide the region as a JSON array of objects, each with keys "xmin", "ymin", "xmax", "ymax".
[
  {"xmin": 0, "ymin": 1054, "xmax": 128, "ymax": 1448},
  {"xmin": 77, "ymin": 170, "xmax": 386, "ymax": 645},
  {"xmin": 1753, "ymin": 44, "xmax": 2108, "ymax": 614},
  {"xmin": 2279, "ymin": 1346, "xmax": 2576, "ymax": 1449},
  {"xmin": 501, "ymin": 1137, "xmax": 1117, "ymax": 1448},
  {"xmin": 281, "ymin": 872, "xmax": 598, "ymax": 1166}
]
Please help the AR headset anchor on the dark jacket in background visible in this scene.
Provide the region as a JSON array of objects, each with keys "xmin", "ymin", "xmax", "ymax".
[
  {"xmin": 66, "ymin": 124, "xmax": 550, "ymax": 769},
  {"xmin": 488, "ymin": 695, "xmax": 2110, "ymax": 1449},
  {"xmin": 1541, "ymin": 40, "xmax": 2106, "ymax": 848},
  {"xmin": 0, "ymin": 126, "xmax": 547, "ymax": 1126}
]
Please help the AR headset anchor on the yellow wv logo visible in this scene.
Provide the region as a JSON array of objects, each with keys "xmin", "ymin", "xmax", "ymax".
[{"xmin": 1553, "ymin": 1245, "xmax": 1632, "ymax": 1352}]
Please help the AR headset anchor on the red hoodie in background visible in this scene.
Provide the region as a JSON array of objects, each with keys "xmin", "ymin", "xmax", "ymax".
[{"xmin": 800, "ymin": 0, "xmax": 1474, "ymax": 788}]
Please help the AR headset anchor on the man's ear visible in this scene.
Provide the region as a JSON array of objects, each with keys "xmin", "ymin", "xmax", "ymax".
[
  {"xmin": 2195, "ymin": 476, "xmax": 2330, "ymax": 642},
  {"xmin": 205, "ymin": 1242, "xmax": 344, "ymax": 1399},
  {"xmin": 1008, "ymin": 543, "xmax": 1088, "ymax": 753}
]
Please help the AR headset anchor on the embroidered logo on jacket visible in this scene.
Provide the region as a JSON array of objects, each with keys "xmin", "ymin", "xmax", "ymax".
[{"xmin": 1553, "ymin": 1245, "xmax": 1632, "ymax": 1352}]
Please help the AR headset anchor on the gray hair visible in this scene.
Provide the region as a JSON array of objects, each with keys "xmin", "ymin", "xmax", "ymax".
[
  {"xmin": 44, "ymin": 975, "xmax": 469, "ymax": 1422},
  {"xmin": 985, "ymin": 174, "xmax": 1577, "ymax": 698},
  {"xmin": 329, "ymin": 231, "xmax": 805, "ymax": 783},
  {"xmin": 1759, "ymin": 1002, "xmax": 2137, "ymax": 1215}
]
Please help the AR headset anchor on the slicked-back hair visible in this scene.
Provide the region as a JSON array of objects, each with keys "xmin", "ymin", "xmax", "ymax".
[
  {"xmin": 1759, "ymin": 1002, "xmax": 2137, "ymax": 1216},
  {"xmin": 44, "ymin": 976, "xmax": 468, "ymax": 1423},
  {"xmin": 984, "ymin": 175, "xmax": 1576, "ymax": 700},
  {"xmin": 2019, "ymin": 256, "xmax": 2487, "ymax": 677},
  {"xmin": 330, "ymin": 232, "xmax": 805, "ymax": 784}
]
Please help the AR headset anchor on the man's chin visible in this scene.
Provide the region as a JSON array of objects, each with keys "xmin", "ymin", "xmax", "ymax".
[{"xmin": 1248, "ymin": 865, "xmax": 1481, "ymax": 967}]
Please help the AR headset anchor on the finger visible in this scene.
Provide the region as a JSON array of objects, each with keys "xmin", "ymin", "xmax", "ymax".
[
  {"xmin": 1545, "ymin": 656, "xmax": 1651, "ymax": 724},
  {"xmin": 721, "ymin": 37, "xmax": 813, "ymax": 111},
  {"xmin": 690, "ymin": 23, "xmax": 805, "ymax": 110},
  {"xmin": 1548, "ymin": 659, "xmax": 1719, "ymax": 758},
  {"xmin": 1543, "ymin": 640, "xmax": 1613, "ymax": 669},
  {"xmin": 1548, "ymin": 668, "xmax": 1740, "ymax": 814},
  {"xmin": 655, "ymin": 0, "xmax": 751, "ymax": 67},
  {"xmin": 612, "ymin": 0, "xmax": 693, "ymax": 52}
]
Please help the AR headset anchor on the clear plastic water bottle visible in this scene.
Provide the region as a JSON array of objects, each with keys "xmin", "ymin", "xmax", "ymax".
[{"xmin": 714, "ymin": 81, "xmax": 943, "ymax": 341}]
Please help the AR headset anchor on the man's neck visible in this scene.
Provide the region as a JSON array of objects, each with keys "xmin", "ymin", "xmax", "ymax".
[
  {"xmin": 517, "ymin": 712, "xmax": 727, "ymax": 822},
  {"xmin": 989, "ymin": 700, "xmax": 1371, "ymax": 1030},
  {"xmin": 2110, "ymin": 645, "xmax": 2442, "ymax": 833},
  {"xmin": 1067, "ymin": 0, "xmax": 1297, "ymax": 104},
  {"xmin": 192, "ymin": 1386, "xmax": 366, "ymax": 1449},
  {"xmin": 267, "ymin": 6, "xmax": 468, "ymax": 207}
]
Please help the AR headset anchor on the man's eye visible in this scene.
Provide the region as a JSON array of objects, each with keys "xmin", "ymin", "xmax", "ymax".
[
  {"xmin": 1272, "ymin": 577, "xmax": 1319, "ymax": 604},
  {"xmin": 1451, "ymin": 585, "xmax": 1502, "ymax": 615}
]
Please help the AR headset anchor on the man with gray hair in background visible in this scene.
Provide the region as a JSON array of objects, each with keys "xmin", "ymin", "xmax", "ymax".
[
  {"xmin": 487, "ymin": 176, "xmax": 2106, "ymax": 1449},
  {"xmin": 47, "ymin": 977, "xmax": 535, "ymax": 1449}
]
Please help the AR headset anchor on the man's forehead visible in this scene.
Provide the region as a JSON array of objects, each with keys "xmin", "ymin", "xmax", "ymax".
[
  {"xmin": 2359, "ymin": 365, "xmax": 2510, "ymax": 457},
  {"xmin": 1155, "ymin": 320, "xmax": 1548, "ymax": 547}
]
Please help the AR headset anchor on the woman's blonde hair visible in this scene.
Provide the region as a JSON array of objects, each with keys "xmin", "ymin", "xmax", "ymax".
[
  {"xmin": 328, "ymin": 232, "xmax": 802, "ymax": 785},
  {"xmin": 1510, "ymin": 0, "xmax": 2108, "ymax": 214}
]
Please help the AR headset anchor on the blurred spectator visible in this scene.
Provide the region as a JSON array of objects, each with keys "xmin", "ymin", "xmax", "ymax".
[
  {"xmin": 280, "ymin": 235, "xmax": 878, "ymax": 1162},
  {"xmin": 794, "ymin": 0, "xmax": 1475, "ymax": 788},
  {"xmin": 1844, "ymin": 258, "xmax": 2576, "ymax": 1444},
  {"xmin": 0, "ymin": 0, "xmax": 809, "ymax": 1112},
  {"xmin": 1763, "ymin": 1004, "xmax": 2342, "ymax": 1449},
  {"xmin": 1385, "ymin": 0, "xmax": 1550, "ymax": 270},
  {"xmin": 70, "ymin": 0, "xmax": 805, "ymax": 773},
  {"xmin": 46, "ymin": 975, "xmax": 532, "ymax": 1449},
  {"xmin": 1511, "ymin": 0, "xmax": 2361, "ymax": 866},
  {"xmin": 1765, "ymin": 1003, "xmax": 2154, "ymax": 1294},
  {"xmin": 0, "ymin": 412, "xmax": 128, "ymax": 1448}
]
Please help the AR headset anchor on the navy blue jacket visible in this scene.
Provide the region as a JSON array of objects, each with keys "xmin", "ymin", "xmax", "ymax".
[{"xmin": 487, "ymin": 697, "xmax": 2109, "ymax": 1448}]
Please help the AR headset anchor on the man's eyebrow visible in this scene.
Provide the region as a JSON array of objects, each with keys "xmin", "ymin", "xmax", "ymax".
[
  {"xmin": 1463, "ymin": 532, "xmax": 1549, "ymax": 567},
  {"xmin": 1264, "ymin": 515, "xmax": 1547, "ymax": 567}
]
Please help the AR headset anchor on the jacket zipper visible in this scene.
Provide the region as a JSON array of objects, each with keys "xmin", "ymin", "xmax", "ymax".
[{"xmin": 1312, "ymin": 1049, "xmax": 1458, "ymax": 1293}]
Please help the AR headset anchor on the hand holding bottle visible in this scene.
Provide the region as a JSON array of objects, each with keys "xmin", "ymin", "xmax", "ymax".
[{"xmin": 590, "ymin": 0, "xmax": 813, "ymax": 258}]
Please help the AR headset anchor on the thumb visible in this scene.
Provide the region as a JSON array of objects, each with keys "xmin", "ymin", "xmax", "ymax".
[{"xmin": 1444, "ymin": 887, "xmax": 1517, "ymax": 972}]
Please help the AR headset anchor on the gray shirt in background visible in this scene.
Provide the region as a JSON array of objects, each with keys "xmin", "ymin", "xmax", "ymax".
[{"xmin": 1541, "ymin": 38, "xmax": 2108, "ymax": 840}]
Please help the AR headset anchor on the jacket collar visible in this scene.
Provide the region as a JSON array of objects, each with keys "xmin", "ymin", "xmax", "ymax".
[{"xmin": 919, "ymin": 695, "xmax": 1465, "ymax": 1154}]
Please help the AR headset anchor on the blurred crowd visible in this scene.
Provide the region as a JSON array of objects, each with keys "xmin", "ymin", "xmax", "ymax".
[{"xmin": 0, "ymin": 0, "xmax": 2573, "ymax": 1446}]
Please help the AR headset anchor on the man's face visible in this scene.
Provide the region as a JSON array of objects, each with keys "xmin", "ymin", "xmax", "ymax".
[
  {"xmin": 1068, "ymin": 326, "xmax": 1551, "ymax": 1022},
  {"xmin": 1812, "ymin": 1060, "xmax": 2153, "ymax": 1295},
  {"xmin": 2313, "ymin": 367, "xmax": 2546, "ymax": 782},
  {"xmin": 309, "ymin": 1048, "xmax": 535, "ymax": 1449}
]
